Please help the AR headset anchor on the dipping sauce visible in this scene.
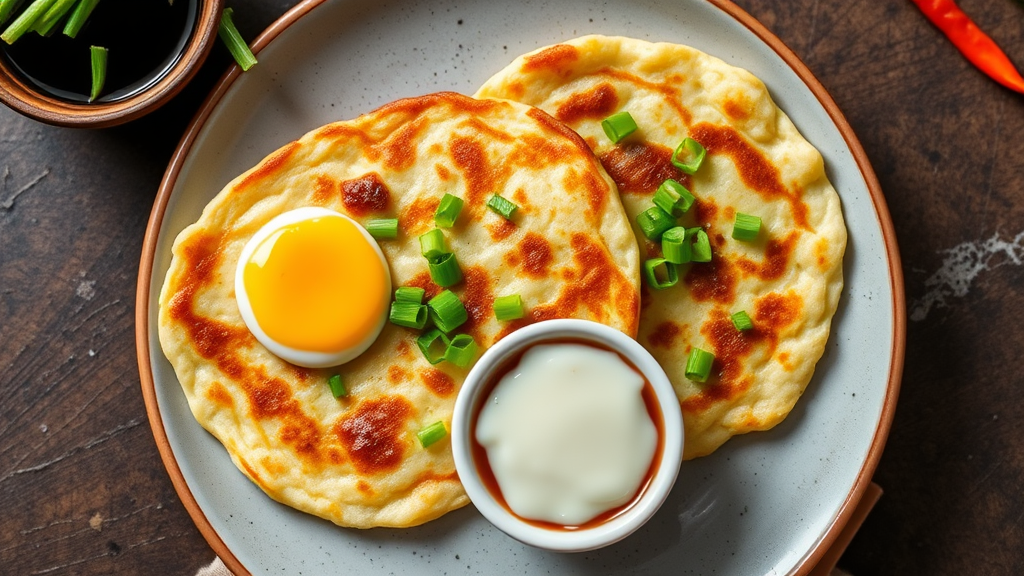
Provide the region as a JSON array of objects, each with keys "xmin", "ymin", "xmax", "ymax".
[
  {"xmin": 474, "ymin": 342, "xmax": 660, "ymax": 528},
  {"xmin": 0, "ymin": 0, "xmax": 197, "ymax": 103}
]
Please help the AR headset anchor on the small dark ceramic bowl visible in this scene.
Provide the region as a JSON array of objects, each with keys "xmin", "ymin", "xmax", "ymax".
[{"xmin": 0, "ymin": 0, "xmax": 224, "ymax": 128}]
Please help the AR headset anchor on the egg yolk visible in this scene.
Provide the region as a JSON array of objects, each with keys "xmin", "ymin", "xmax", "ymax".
[{"xmin": 241, "ymin": 215, "xmax": 388, "ymax": 354}]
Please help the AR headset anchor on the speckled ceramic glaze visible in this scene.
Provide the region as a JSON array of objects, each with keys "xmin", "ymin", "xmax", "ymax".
[{"xmin": 137, "ymin": 0, "xmax": 904, "ymax": 574}]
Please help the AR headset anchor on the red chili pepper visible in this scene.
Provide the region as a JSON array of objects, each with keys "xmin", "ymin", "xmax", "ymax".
[{"xmin": 910, "ymin": 0, "xmax": 1024, "ymax": 93}]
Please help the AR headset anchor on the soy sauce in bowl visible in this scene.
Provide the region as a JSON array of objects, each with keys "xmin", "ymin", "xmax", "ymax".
[{"xmin": 1, "ymin": 0, "xmax": 198, "ymax": 103}]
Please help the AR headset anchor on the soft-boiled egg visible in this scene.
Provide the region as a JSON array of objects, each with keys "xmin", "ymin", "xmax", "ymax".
[{"xmin": 234, "ymin": 207, "xmax": 391, "ymax": 368}]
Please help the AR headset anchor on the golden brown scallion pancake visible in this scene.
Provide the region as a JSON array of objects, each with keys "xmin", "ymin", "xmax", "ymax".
[
  {"xmin": 157, "ymin": 92, "xmax": 640, "ymax": 528},
  {"xmin": 476, "ymin": 36, "xmax": 847, "ymax": 459}
]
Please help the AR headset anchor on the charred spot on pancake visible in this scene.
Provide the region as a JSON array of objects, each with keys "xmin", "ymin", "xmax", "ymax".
[
  {"xmin": 555, "ymin": 82, "xmax": 619, "ymax": 124},
  {"xmin": 736, "ymin": 231, "xmax": 800, "ymax": 281},
  {"xmin": 685, "ymin": 256, "xmax": 738, "ymax": 305},
  {"xmin": 814, "ymin": 237, "xmax": 831, "ymax": 270},
  {"xmin": 525, "ymin": 107, "xmax": 596, "ymax": 162},
  {"xmin": 598, "ymin": 141, "xmax": 688, "ymax": 196},
  {"xmin": 341, "ymin": 172, "xmax": 391, "ymax": 216},
  {"xmin": 336, "ymin": 396, "xmax": 413, "ymax": 474},
  {"xmin": 378, "ymin": 118, "xmax": 424, "ymax": 171},
  {"xmin": 420, "ymin": 368, "xmax": 455, "ymax": 397},
  {"xmin": 206, "ymin": 382, "xmax": 233, "ymax": 407},
  {"xmin": 279, "ymin": 418, "xmax": 322, "ymax": 459},
  {"xmin": 400, "ymin": 195, "xmax": 441, "ymax": 236},
  {"xmin": 388, "ymin": 365, "xmax": 410, "ymax": 384},
  {"xmin": 511, "ymin": 188, "xmax": 532, "ymax": 212},
  {"xmin": 238, "ymin": 457, "xmax": 270, "ymax": 492},
  {"xmin": 522, "ymin": 44, "xmax": 580, "ymax": 75},
  {"xmin": 683, "ymin": 308, "xmax": 758, "ymax": 413},
  {"xmin": 693, "ymin": 197, "xmax": 718, "ymax": 227},
  {"xmin": 435, "ymin": 164, "xmax": 451, "ymax": 180},
  {"xmin": 753, "ymin": 291, "xmax": 802, "ymax": 335},
  {"xmin": 234, "ymin": 141, "xmax": 301, "ymax": 194},
  {"xmin": 594, "ymin": 67, "xmax": 692, "ymax": 126},
  {"xmin": 647, "ymin": 321, "xmax": 681, "ymax": 349},
  {"xmin": 395, "ymin": 340, "xmax": 413, "ymax": 359},
  {"xmin": 723, "ymin": 95, "xmax": 753, "ymax": 121},
  {"xmin": 513, "ymin": 232, "xmax": 554, "ymax": 278},
  {"xmin": 357, "ymin": 481, "xmax": 375, "ymax": 496},
  {"xmin": 689, "ymin": 122, "xmax": 811, "ymax": 230}
]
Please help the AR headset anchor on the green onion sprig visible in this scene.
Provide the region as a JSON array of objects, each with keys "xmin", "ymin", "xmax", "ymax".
[
  {"xmin": 643, "ymin": 258, "xmax": 679, "ymax": 290},
  {"xmin": 389, "ymin": 301, "xmax": 428, "ymax": 329},
  {"xmin": 434, "ymin": 193, "xmax": 464, "ymax": 228},
  {"xmin": 218, "ymin": 7, "xmax": 257, "ymax": 71},
  {"xmin": 671, "ymin": 138, "xmax": 706, "ymax": 175},
  {"xmin": 601, "ymin": 111, "xmax": 638, "ymax": 143},
  {"xmin": 428, "ymin": 252, "xmax": 463, "ymax": 287},
  {"xmin": 62, "ymin": 0, "xmax": 98, "ymax": 38},
  {"xmin": 88, "ymin": 44, "xmax": 106, "ymax": 102},
  {"xmin": 417, "ymin": 421, "xmax": 448, "ymax": 448},
  {"xmin": 654, "ymin": 179, "xmax": 696, "ymax": 217},
  {"xmin": 427, "ymin": 290, "xmax": 468, "ymax": 333},
  {"xmin": 493, "ymin": 294, "xmax": 524, "ymax": 321},
  {"xmin": 328, "ymin": 374, "xmax": 347, "ymax": 398},
  {"xmin": 417, "ymin": 329, "xmax": 450, "ymax": 365},
  {"xmin": 486, "ymin": 194, "xmax": 518, "ymax": 220},
  {"xmin": 685, "ymin": 348, "xmax": 715, "ymax": 383},
  {"xmin": 419, "ymin": 229, "xmax": 447, "ymax": 259},
  {"xmin": 395, "ymin": 286, "xmax": 425, "ymax": 304},
  {"xmin": 731, "ymin": 310, "xmax": 754, "ymax": 331},
  {"xmin": 636, "ymin": 206, "xmax": 675, "ymax": 241},
  {"xmin": 365, "ymin": 218, "xmax": 398, "ymax": 239},
  {"xmin": 732, "ymin": 213, "xmax": 761, "ymax": 241},
  {"xmin": 1, "ymin": 0, "xmax": 55, "ymax": 44},
  {"xmin": 444, "ymin": 334, "xmax": 477, "ymax": 368}
]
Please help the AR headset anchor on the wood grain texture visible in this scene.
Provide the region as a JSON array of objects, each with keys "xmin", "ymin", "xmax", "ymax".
[{"xmin": 1, "ymin": 0, "xmax": 1022, "ymax": 574}]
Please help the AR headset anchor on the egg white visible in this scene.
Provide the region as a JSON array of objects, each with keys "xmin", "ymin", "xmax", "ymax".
[{"xmin": 234, "ymin": 206, "xmax": 391, "ymax": 368}]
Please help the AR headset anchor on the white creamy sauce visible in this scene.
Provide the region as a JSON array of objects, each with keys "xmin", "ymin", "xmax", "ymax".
[{"xmin": 475, "ymin": 343, "xmax": 658, "ymax": 526}]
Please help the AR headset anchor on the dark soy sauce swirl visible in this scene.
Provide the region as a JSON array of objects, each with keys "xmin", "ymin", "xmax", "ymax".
[{"xmin": 0, "ymin": 0, "xmax": 197, "ymax": 103}]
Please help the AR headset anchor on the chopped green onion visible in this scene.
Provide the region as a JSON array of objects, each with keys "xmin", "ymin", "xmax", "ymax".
[
  {"xmin": 365, "ymin": 218, "xmax": 398, "ymax": 239},
  {"xmin": 661, "ymin": 227, "xmax": 692, "ymax": 264},
  {"xmin": 417, "ymin": 421, "xmax": 448, "ymax": 448},
  {"xmin": 486, "ymin": 194, "xmax": 518, "ymax": 220},
  {"xmin": 61, "ymin": 0, "xmax": 98, "ymax": 38},
  {"xmin": 653, "ymin": 179, "xmax": 696, "ymax": 217},
  {"xmin": 2, "ymin": 0, "xmax": 55, "ymax": 44},
  {"xmin": 419, "ymin": 228, "xmax": 447, "ymax": 259},
  {"xmin": 34, "ymin": 0, "xmax": 76, "ymax": 35},
  {"xmin": 636, "ymin": 206, "xmax": 676, "ymax": 241},
  {"xmin": 218, "ymin": 7, "xmax": 257, "ymax": 71},
  {"xmin": 601, "ymin": 111, "xmax": 638, "ymax": 143},
  {"xmin": 389, "ymin": 301, "xmax": 428, "ymax": 329},
  {"xmin": 88, "ymin": 45, "xmax": 107, "ymax": 102},
  {"xmin": 685, "ymin": 348, "xmax": 715, "ymax": 383},
  {"xmin": 731, "ymin": 310, "xmax": 754, "ymax": 331},
  {"xmin": 691, "ymin": 228, "xmax": 712, "ymax": 263},
  {"xmin": 327, "ymin": 374, "xmax": 347, "ymax": 398},
  {"xmin": 671, "ymin": 138, "xmax": 706, "ymax": 175},
  {"xmin": 732, "ymin": 213, "xmax": 762, "ymax": 241},
  {"xmin": 434, "ymin": 193, "xmax": 464, "ymax": 228},
  {"xmin": 394, "ymin": 286, "xmax": 425, "ymax": 304},
  {"xmin": 427, "ymin": 289, "xmax": 468, "ymax": 333},
  {"xmin": 0, "ymin": 0, "xmax": 27, "ymax": 28},
  {"xmin": 493, "ymin": 294, "xmax": 524, "ymax": 321},
  {"xmin": 444, "ymin": 334, "xmax": 478, "ymax": 368},
  {"xmin": 416, "ymin": 329, "xmax": 450, "ymax": 365},
  {"xmin": 428, "ymin": 252, "xmax": 463, "ymax": 287},
  {"xmin": 643, "ymin": 258, "xmax": 679, "ymax": 290}
]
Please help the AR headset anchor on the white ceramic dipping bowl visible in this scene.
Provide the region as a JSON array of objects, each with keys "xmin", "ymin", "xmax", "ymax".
[{"xmin": 451, "ymin": 318, "xmax": 684, "ymax": 552}]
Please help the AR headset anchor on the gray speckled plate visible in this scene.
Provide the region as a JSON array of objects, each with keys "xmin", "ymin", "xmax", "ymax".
[{"xmin": 136, "ymin": 1, "xmax": 904, "ymax": 574}]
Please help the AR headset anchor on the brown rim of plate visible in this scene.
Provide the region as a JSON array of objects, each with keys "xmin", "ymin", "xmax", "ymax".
[
  {"xmin": 0, "ymin": 0, "xmax": 225, "ymax": 128},
  {"xmin": 134, "ymin": 1, "xmax": 906, "ymax": 575}
]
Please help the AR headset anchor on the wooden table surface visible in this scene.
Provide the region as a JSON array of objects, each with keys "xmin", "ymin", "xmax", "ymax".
[{"xmin": 2, "ymin": 0, "xmax": 1023, "ymax": 574}]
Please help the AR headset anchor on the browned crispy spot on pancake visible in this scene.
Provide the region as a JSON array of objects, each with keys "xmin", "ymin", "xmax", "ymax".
[
  {"xmin": 357, "ymin": 481, "xmax": 374, "ymax": 496},
  {"xmin": 435, "ymin": 164, "xmax": 451, "ymax": 180},
  {"xmin": 388, "ymin": 365, "xmax": 409, "ymax": 384},
  {"xmin": 378, "ymin": 117, "xmax": 424, "ymax": 171},
  {"xmin": 736, "ymin": 231, "xmax": 800, "ymax": 281},
  {"xmin": 464, "ymin": 117, "xmax": 516, "ymax": 143},
  {"xmin": 407, "ymin": 272, "xmax": 442, "ymax": 301},
  {"xmin": 514, "ymin": 232, "xmax": 553, "ymax": 278},
  {"xmin": 487, "ymin": 218, "xmax": 517, "ymax": 242},
  {"xmin": 556, "ymin": 82, "xmax": 619, "ymax": 124},
  {"xmin": 599, "ymin": 142, "xmax": 689, "ymax": 196},
  {"xmin": 169, "ymin": 233, "xmax": 332, "ymax": 467},
  {"xmin": 506, "ymin": 234, "xmax": 639, "ymax": 337},
  {"xmin": 693, "ymin": 197, "xmax": 718, "ymax": 227},
  {"xmin": 415, "ymin": 470, "xmax": 461, "ymax": 486},
  {"xmin": 449, "ymin": 135, "xmax": 495, "ymax": 209},
  {"xmin": 206, "ymin": 382, "xmax": 233, "ymax": 407},
  {"xmin": 564, "ymin": 167, "xmax": 608, "ymax": 221},
  {"xmin": 459, "ymin": 266, "xmax": 494, "ymax": 337},
  {"xmin": 311, "ymin": 174, "xmax": 336, "ymax": 204},
  {"xmin": 336, "ymin": 396, "xmax": 413, "ymax": 474},
  {"xmin": 647, "ymin": 321, "xmax": 681, "ymax": 349},
  {"xmin": 341, "ymin": 173, "xmax": 391, "ymax": 216},
  {"xmin": 396, "ymin": 340, "xmax": 413, "ymax": 359},
  {"xmin": 420, "ymin": 368, "xmax": 455, "ymax": 397},
  {"xmin": 723, "ymin": 97, "xmax": 751, "ymax": 121},
  {"xmin": 814, "ymin": 237, "xmax": 830, "ymax": 270},
  {"xmin": 234, "ymin": 141, "xmax": 301, "ymax": 193},
  {"xmin": 522, "ymin": 44, "xmax": 580, "ymax": 75},
  {"xmin": 683, "ymin": 293, "xmax": 803, "ymax": 413},
  {"xmin": 525, "ymin": 107, "xmax": 597, "ymax": 163},
  {"xmin": 689, "ymin": 122, "xmax": 810, "ymax": 230},
  {"xmin": 685, "ymin": 257, "xmax": 738, "ymax": 305},
  {"xmin": 238, "ymin": 458, "xmax": 270, "ymax": 492},
  {"xmin": 594, "ymin": 67, "xmax": 693, "ymax": 126},
  {"xmin": 400, "ymin": 195, "xmax": 441, "ymax": 236}
]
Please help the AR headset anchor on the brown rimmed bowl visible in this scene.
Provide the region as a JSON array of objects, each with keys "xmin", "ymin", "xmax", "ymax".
[{"xmin": 0, "ymin": 0, "xmax": 224, "ymax": 128}]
